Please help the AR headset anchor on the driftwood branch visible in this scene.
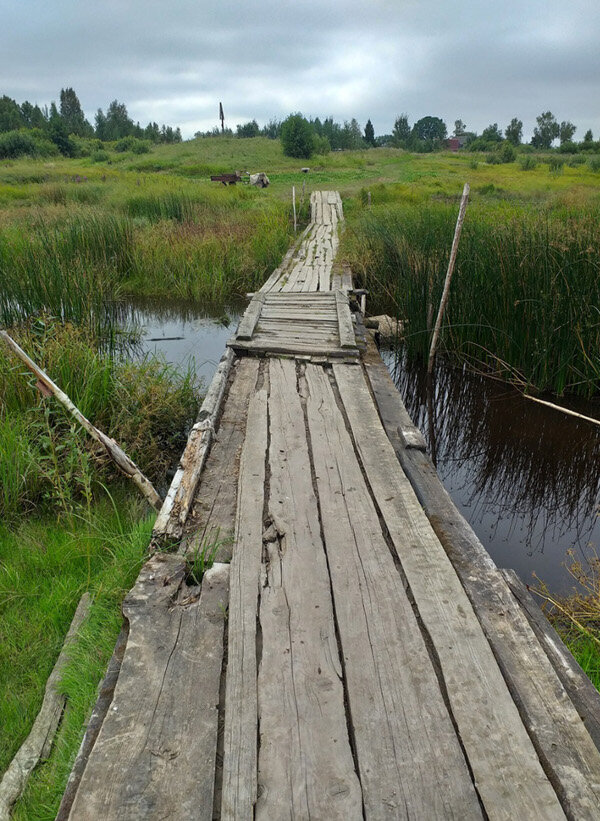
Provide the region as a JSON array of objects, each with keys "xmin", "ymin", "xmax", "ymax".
[
  {"xmin": 0, "ymin": 594, "xmax": 91, "ymax": 820},
  {"xmin": 0, "ymin": 331, "xmax": 162, "ymax": 511},
  {"xmin": 523, "ymin": 394, "xmax": 600, "ymax": 427},
  {"xmin": 427, "ymin": 183, "xmax": 470, "ymax": 374}
]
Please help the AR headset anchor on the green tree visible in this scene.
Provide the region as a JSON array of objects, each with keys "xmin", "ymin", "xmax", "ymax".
[
  {"xmin": 559, "ymin": 120, "xmax": 576, "ymax": 145},
  {"xmin": 236, "ymin": 119, "xmax": 260, "ymax": 138},
  {"xmin": 59, "ymin": 87, "xmax": 92, "ymax": 136},
  {"xmin": 392, "ymin": 113, "xmax": 411, "ymax": 146},
  {"xmin": 344, "ymin": 118, "xmax": 364, "ymax": 149},
  {"xmin": 364, "ymin": 118, "xmax": 375, "ymax": 146},
  {"xmin": 0, "ymin": 96, "xmax": 24, "ymax": 132},
  {"xmin": 411, "ymin": 116, "xmax": 447, "ymax": 144},
  {"xmin": 453, "ymin": 119, "xmax": 467, "ymax": 136},
  {"xmin": 47, "ymin": 107, "xmax": 74, "ymax": 156},
  {"xmin": 505, "ymin": 118, "xmax": 523, "ymax": 146},
  {"xmin": 96, "ymin": 100, "xmax": 134, "ymax": 141},
  {"xmin": 20, "ymin": 101, "xmax": 46, "ymax": 129},
  {"xmin": 531, "ymin": 111, "xmax": 559, "ymax": 148},
  {"xmin": 280, "ymin": 113, "xmax": 315, "ymax": 158},
  {"xmin": 481, "ymin": 123, "xmax": 503, "ymax": 142},
  {"xmin": 584, "ymin": 129, "xmax": 593, "ymax": 143}
]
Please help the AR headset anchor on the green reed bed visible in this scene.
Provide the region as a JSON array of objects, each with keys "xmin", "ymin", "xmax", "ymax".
[{"xmin": 347, "ymin": 201, "xmax": 600, "ymax": 397}]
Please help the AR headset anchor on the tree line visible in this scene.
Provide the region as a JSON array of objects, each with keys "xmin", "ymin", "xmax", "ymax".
[
  {"xmin": 0, "ymin": 88, "xmax": 182, "ymax": 159},
  {"xmin": 199, "ymin": 111, "xmax": 599, "ymax": 160}
]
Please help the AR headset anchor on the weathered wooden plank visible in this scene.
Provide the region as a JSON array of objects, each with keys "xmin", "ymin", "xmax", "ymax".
[
  {"xmin": 233, "ymin": 339, "xmax": 360, "ymax": 358},
  {"xmin": 340, "ymin": 263, "xmax": 353, "ymax": 291},
  {"xmin": 153, "ymin": 348, "xmax": 235, "ymax": 541},
  {"xmin": 335, "ymin": 290, "xmax": 357, "ymax": 348},
  {"xmin": 501, "ymin": 569, "xmax": 600, "ymax": 753},
  {"xmin": 221, "ymin": 387, "xmax": 268, "ymax": 820},
  {"xmin": 182, "ymin": 358, "xmax": 260, "ymax": 561},
  {"xmin": 364, "ymin": 358, "xmax": 427, "ymax": 450},
  {"xmin": 67, "ymin": 555, "xmax": 229, "ymax": 820},
  {"xmin": 260, "ymin": 224, "xmax": 314, "ymax": 294},
  {"xmin": 303, "ymin": 365, "xmax": 481, "ymax": 820},
  {"xmin": 319, "ymin": 263, "xmax": 331, "ymax": 291},
  {"xmin": 256, "ymin": 358, "xmax": 362, "ymax": 819},
  {"xmin": 333, "ymin": 363, "xmax": 565, "ymax": 821},
  {"xmin": 364, "ymin": 346, "xmax": 600, "ymax": 818},
  {"xmin": 236, "ymin": 293, "xmax": 265, "ymax": 341}
]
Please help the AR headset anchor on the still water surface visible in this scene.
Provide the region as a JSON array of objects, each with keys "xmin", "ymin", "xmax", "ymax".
[{"xmin": 124, "ymin": 297, "xmax": 600, "ymax": 595}]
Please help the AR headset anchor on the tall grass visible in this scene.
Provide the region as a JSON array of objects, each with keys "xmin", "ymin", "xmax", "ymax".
[
  {"xmin": 0, "ymin": 318, "xmax": 200, "ymax": 520},
  {"xmin": 348, "ymin": 202, "xmax": 600, "ymax": 396}
]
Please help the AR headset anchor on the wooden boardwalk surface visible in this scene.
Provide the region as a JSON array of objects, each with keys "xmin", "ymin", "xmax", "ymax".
[{"xmin": 59, "ymin": 192, "xmax": 600, "ymax": 820}]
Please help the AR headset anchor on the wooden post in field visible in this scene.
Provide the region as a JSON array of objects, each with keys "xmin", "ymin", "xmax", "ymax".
[
  {"xmin": 367, "ymin": 190, "xmax": 371, "ymax": 208},
  {"xmin": 302, "ymin": 177, "xmax": 306, "ymax": 203},
  {"xmin": 0, "ymin": 330, "xmax": 163, "ymax": 511},
  {"xmin": 292, "ymin": 186, "xmax": 297, "ymax": 233},
  {"xmin": 427, "ymin": 183, "xmax": 470, "ymax": 375}
]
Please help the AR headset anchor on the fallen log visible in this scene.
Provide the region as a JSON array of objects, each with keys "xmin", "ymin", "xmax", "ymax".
[
  {"xmin": 0, "ymin": 331, "xmax": 162, "ymax": 511},
  {"xmin": 0, "ymin": 594, "xmax": 91, "ymax": 821}
]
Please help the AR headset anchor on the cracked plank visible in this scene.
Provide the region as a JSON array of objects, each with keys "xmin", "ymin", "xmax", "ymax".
[
  {"xmin": 66, "ymin": 555, "xmax": 229, "ymax": 820},
  {"xmin": 303, "ymin": 364, "xmax": 481, "ymax": 819},
  {"xmin": 256, "ymin": 357, "xmax": 362, "ymax": 820}
]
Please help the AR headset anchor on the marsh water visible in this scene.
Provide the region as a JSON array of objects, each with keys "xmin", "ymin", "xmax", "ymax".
[{"xmin": 124, "ymin": 297, "xmax": 600, "ymax": 595}]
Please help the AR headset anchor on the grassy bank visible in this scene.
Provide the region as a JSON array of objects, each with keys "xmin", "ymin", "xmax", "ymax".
[{"xmin": 0, "ymin": 315, "xmax": 201, "ymax": 816}]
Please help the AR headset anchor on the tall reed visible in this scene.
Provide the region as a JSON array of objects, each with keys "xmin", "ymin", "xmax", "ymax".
[{"xmin": 348, "ymin": 202, "xmax": 600, "ymax": 396}]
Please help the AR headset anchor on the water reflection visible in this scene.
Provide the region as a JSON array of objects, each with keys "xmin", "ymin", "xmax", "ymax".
[
  {"xmin": 116, "ymin": 296, "xmax": 243, "ymax": 384},
  {"xmin": 383, "ymin": 345, "xmax": 600, "ymax": 593}
]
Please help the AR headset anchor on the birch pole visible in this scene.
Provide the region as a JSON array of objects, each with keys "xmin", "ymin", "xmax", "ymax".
[
  {"xmin": 292, "ymin": 185, "xmax": 297, "ymax": 233},
  {"xmin": 0, "ymin": 331, "xmax": 163, "ymax": 511},
  {"xmin": 427, "ymin": 183, "xmax": 470, "ymax": 374}
]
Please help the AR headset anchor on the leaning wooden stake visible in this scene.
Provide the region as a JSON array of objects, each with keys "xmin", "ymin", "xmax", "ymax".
[
  {"xmin": 0, "ymin": 594, "xmax": 91, "ymax": 821},
  {"xmin": 523, "ymin": 393, "xmax": 600, "ymax": 427},
  {"xmin": 427, "ymin": 183, "xmax": 470, "ymax": 374},
  {"xmin": 292, "ymin": 185, "xmax": 297, "ymax": 233},
  {"xmin": 0, "ymin": 331, "xmax": 162, "ymax": 511}
]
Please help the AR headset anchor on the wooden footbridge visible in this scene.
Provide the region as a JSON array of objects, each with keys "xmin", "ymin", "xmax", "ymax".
[{"xmin": 58, "ymin": 192, "xmax": 600, "ymax": 819}]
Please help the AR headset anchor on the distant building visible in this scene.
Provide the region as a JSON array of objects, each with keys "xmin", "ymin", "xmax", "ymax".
[{"xmin": 447, "ymin": 135, "xmax": 469, "ymax": 151}]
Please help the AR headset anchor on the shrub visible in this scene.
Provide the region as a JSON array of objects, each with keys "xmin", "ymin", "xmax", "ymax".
[
  {"xmin": 486, "ymin": 153, "xmax": 501, "ymax": 165},
  {"xmin": 588, "ymin": 157, "xmax": 600, "ymax": 172},
  {"xmin": 520, "ymin": 156, "xmax": 537, "ymax": 171},
  {"xmin": 114, "ymin": 136, "xmax": 151, "ymax": 154},
  {"xmin": 548, "ymin": 157, "xmax": 565, "ymax": 173},
  {"xmin": 499, "ymin": 142, "xmax": 516, "ymax": 163},
  {"xmin": 280, "ymin": 113, "xmax": 315, "ymax": 159},
  {"xmin": 91, "ymin": 150, "xmax": 110, "ymax": 163},
  {"xmin": 0, "ymin": 130, "xmax": 37, "ymax": 159}
]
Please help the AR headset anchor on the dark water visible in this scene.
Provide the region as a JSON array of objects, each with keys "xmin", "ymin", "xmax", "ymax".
[
  {"xmin": 382, "ymin": 346, "xmax": 600, "ymax": 594},
  {"xmin": 122, "ymin": 297, "xmax": 600, "ymax": 595},
  {"xmin": 119, "ymin": 297, "xmax": 243, "ymax": 385}
]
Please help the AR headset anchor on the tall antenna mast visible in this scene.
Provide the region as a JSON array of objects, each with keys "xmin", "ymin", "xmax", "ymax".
[{"xmin": 219, "ymin": 102, "xmax": 225, "ymax": 133}]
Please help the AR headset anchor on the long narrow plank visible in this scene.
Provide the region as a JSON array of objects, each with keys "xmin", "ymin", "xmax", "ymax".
[
  {"xmin": 260, "ymin": 225, "xmax": 314, "ymax": 294},
  {"xmin": 221, "ymin": 387, "xmax": 268, "ymax": 820},
  {"xmin": 335, "ymin": 290, "xmax": 357, "ymax": 348},
  {"xmin": 183, "ymin": 358, "xmax": 260, "ymax": 561},
  {"xmin": 67, "ymin": 556, "xmax": 229, "ymax": 820},
  {"xmin": 319, "ymin": 263, "xmax": 331, "ymax": 291},
  {"xmin": 364, "ymin": 348, "xmax": 600, "ymax": 817},
  {"xmin": 236, "ymin": 293, "xmax": 265, "ymax": 340},
  {"xmin": 233, "ymin": 340, "xmax": 359, "ymax": 358},
  {"xmin": 303, "ymin": 365, "xmax": 481, "ymax": 819},
  {"xmin": 256, "ymin": 358, "xmax": 362, "ymax": 819},
  {"xmin": 333, "ymin": 364, "xmax": 565, "ymax": 821}
]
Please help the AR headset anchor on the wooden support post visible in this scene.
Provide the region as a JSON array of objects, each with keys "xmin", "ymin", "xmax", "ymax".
[
  {"xmin": 292, "ymin": 185, "xmax": 297, "ymax": 233},
  {"xmin": 302, "ymin": 177, "xmax": 306, "ymax": 203},
  {"xmin": 0, "ymin": 595, "xmax": 91, "ymax": 821},
  {"xmin": 0, "ymin": 331, "xmax": 163, "ymax": 511},
  {"xmin": 427, "ymin": 183, "xmax": 469, "ymax": 374},
  {"xmin": 367, "ymin": 190, "xmax": 371, "ymax": 208}
]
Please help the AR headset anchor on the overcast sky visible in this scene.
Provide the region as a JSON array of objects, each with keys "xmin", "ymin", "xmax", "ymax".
[{"xmin": 2, "ymin": 0, "xmax": 599, "ymax": 141}]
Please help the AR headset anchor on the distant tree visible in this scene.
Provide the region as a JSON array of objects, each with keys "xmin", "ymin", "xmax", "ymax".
[
  {"xmin": 531, "ymin": 111, "xmax": 559, "ymax": 148},
  {"xmin": 0, "ymin": 96, "xmax": 25, "ymax": 132},
  {"xmin": 95, "ymin": 108, "xmax": 108, "ymax": 140},
  {"xmin": 96, "ymin": 100, "xmax": 134, "ymax": 141},
  {"xmin": 411, "ymin": 116, "xmax": 447, "ymax": 144},
  {"xmin": 584, "ymin": 129, "xmax": 593, "ymax": 143},
  {"xmin": 453, "ymin": 119, "xmax": 467, "ymax": 136},
  {"xmin": 364, "ymin": 118, "xmax": 376, "ymax": 146},
  {"xmin": 20, "ymin": 101, "xmax": 47, "ymax": 129},
  {"xmin": 59, "ymin": 87, "xmax": 92, "ymax": 136},
  {"xmin": 344, "ymin": 118, "xmax": 364, "ymax": 149},
  {"xmin": 505, "ymin": 118, "xmax": 523, "ymax": 146},
  {"xmin": 392, "ymin": 113, "xmax": 411, "ymax": 146},
  {"xmin": 280, "ymin": 113, "xmax": 315, "ymax": 158},
  {"xmin": 481, "ymin": 123, "xmax": 503, "ymax": 142},
  {"xmin": 261, "ymin": 118, "xmax": 281, "ymax": 139},
  {"xmin": 559, "ymin": 121, "xmax": 576, "ymax": 145},
  {"xmin": 236, "ymin": 119, "xmax": 260, "ymax": 138},
  {"xmin": 47, "ymin": 106, "xmax": 74, "ymax": 156},
  {"xmin": 144, "ymin": 121, "xmax": 161, "ymax": 142}
]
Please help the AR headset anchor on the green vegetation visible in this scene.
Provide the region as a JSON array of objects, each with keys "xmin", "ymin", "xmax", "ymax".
[{"xmin": 3, "ymin": 133, "xmax": 600, "ymax": 811}]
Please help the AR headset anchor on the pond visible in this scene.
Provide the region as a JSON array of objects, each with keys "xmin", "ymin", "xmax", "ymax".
[{"xmin": 124, "ymin": 296, "xmax": 600, "ymax": 595}]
